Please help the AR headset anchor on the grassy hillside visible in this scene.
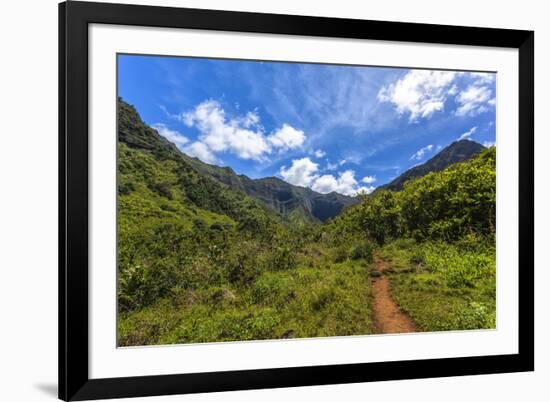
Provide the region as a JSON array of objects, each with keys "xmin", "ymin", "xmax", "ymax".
[
  {"xmin": 328, "ymin": 147, "xmax": 496, "ymax": 332},
  {"xmin": 141, "ymin": 109, "xmax": 358, "ymax": 223},
  {"xmin": 117, "ymin": 100, "xmax": 377, "ymax": 344},
  {"xmin": 118, "ymin": 100, "xmax": 287, "ymax": 313},
  {"xmin": 117, "ymin": 99, "xmax": 496, "ymax": 345},
  {"xmin": 379, "ymin": 238, "xmax": 495, "ymax": 331}
]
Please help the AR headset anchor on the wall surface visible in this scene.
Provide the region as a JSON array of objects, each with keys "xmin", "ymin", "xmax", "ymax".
[{"xmin": 0, "ymin": 0, "xmax": 546, "ymax": 401}]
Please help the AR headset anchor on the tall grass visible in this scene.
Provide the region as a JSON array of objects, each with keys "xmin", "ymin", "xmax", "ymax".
[{"xmin": 383, "ymin": 237, "xmax": 496, "ymax": 332}]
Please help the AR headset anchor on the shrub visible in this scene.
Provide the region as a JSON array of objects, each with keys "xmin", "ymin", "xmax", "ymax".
[
  {"xmin": 269, "ymin": 245, "xmax": 297, "ymax": 271},
  {"xmin": 246, "ymin": 309, "xmax": 281, "ymax": 339},
  {"xmin": 148, "ymin": 181, "xmax": 173, "ymax": 199},
  {"xmin": 409, "ymin": 253, "xmax": 424, "ymax": 266},
  {"xmin": 356, "ymin": 190, "xmax": 401, "ymax": 245},
  {"xmin": 225, "ymin": 242, "xmax": 263, "ymax": 286},
  {"xmin": 400, "ymin": 148, "xmax": 496, "ymax": 242},
  {"xmin": 311, "ymin": 288, "xmax": 336, "ymax": 311},
  {"xmin": 332, "ymin": 238, "xmax": 374, "ymax": 264},
  {"xmin": 118, "ymin": 263, "xmax": 153, "ymax": 312},
  {"xmin": 421, "ymin": 241, "xmax": 495, "ymax": 289},
  {"xmin": 333, "ymin": 245, "xmax": 349, "ymax": 263},
  {"xmin": 393, "ymin": 238, "xmax": 416, "ymax": 249},
  {"xmin": 427, "ymin": 218, "xmax": 463, "ymax": 242},
  {"xmin": 341, "ymin": 147, "xmax": 496, "ymax": 245},
  {"xmin": 118, "ymin": 180, "xmax": 136, "ymax": 195},
  {"xmin": 249, "ymin": 273, "xmax": 293, "ymax": 306},
  {"xmin": 159, "ymin": 203, "xmax": 177, "ymax": 212},
  {"xmin": 349, "ymin": 239, "xmax": 374, "ymax": 263},
  {"xmin": 448, "ymin": 302, "xmax": 495, "ymax": 330}
]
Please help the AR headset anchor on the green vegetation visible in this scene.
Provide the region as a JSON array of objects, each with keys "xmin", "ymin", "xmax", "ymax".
[
  {"xmin": 328, "ymin": 146, "xmax": 496, "ymax": 332},
  {"xmin": 333, "ymin": 146, "xmax": 496, "ymax": 244},
  {"xmin": 117, "ymin": 98, "xmax": 496, "ymax": 346},
  {"xmin": 379, "ymin": 238, "xmax": 495, "ymax": 331},
  {"xmin": 119, "ymin": 260, "xmax": 374, "ymax": 345},
  {"xmin": 183, "ymin": 161, "xmax": 360, "ymax": 224},
  {"xmin": 381, "ymin": 139, "xmax": 485, "ymax": 191}
]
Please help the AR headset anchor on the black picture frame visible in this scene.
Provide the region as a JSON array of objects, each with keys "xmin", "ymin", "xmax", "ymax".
[{"xmin": 59, "ymin": 1, "xmax": 534, "ymax": 400}]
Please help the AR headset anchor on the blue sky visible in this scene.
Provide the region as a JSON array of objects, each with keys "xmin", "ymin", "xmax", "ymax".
[{"xmin": 118, "ymin": 54, "xmax": 496, "ymax": 196}]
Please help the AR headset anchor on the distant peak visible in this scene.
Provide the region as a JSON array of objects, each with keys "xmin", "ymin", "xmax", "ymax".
[{"xmin": 381, "ymin": 138, "xmax": 486, "ymax": 192}]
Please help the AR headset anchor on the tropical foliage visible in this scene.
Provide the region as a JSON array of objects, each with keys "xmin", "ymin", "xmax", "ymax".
[{"xmin": 117, "ymin": 99, "xmax": 496, "ymax": 345}]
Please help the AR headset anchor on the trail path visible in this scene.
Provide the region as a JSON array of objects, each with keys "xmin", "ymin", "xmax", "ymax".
[{"xmin": 371, "ymin": 256, "xmax": 418, "ymax": 334}]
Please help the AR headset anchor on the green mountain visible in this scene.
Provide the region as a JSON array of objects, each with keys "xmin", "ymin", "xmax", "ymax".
[
  {"xmin": 119, "ymin": 98, "xmax": 357, "ymax": 224},
  {"xmin": 118, "ymin": 98, "xmax": 282, "ymax": 231},
  {"xmin": 381, "ymin": 140, "xmax": 486, "ymax": 191},
  {"xmin": 332, "ymin": 145, "xmax": 496, "ymax": 244},
  {"xmin": 182, "ymin": 157, "xmax": 357, "ymax": 223},
  {"xmin": 117, "ymin": 97, "xmax": 496, "ymax": 345}
]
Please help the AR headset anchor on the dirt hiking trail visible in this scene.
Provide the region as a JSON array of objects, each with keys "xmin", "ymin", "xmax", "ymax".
[{"xmin": 371, "ymin": 256, "xmax": 418, "ymax": 334}]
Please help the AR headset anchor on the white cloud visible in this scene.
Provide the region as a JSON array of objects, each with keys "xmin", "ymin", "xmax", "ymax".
[
  {"xmin": 459, "ymin": 126, "xmax": 478, "ymax": 140},
  {"xmin": 267, "ymin": 124, "xmax": 306, "ymax": 151},
  {"xmin": 410, "ymin": 144, "xmax": 434, "ymax": 161},
  {"xmin": 311, "ymin": 174, "xmax": 339, "ymax": 193},
  {"xmin": 279, "ymin": 157, "xmax": 320, "ymax": 187},
  {"xmin": 181, "ymin": 100, "xmax": 305, "ymax": 162},
  {"xmin": 361, "ymin": 175, "xmax": 377, "ymax": 184},
  {"xmin": 483, "ymin": 140, "xmax": 496, "ymax": 148},
  {"xmin": 152, "ymin": 123, "xmax": 189, "ymax": 149},
  {"xmin": 325, "ymin": 161, "xmax": 338, "ymax": 171},
  {"xmin": 455, "ymin": 85, "xmax": 494, "ymax": 116},
  {"xmin": 339, "ymin": 159, "xmax": 347, "ymax": 166},
  {"xmin": 183, "ymin": 141, "xmax": 218, "ymax": 164},
  {"xmin": 470, "ymin": 72, "xmax": 495, "ymax": 85},
  {"xmin": 312, "ymin": 170, "xmax": 374, "ymax": 196},
  {"xmin": 378, "ymin": 70, "xmax": 457, "ymax": 121},
  {"xmin": 280, "ymin": 158, "xmax": 374, "ymax": 196},
  {"xmin": 182, "ymin": 111, "xmax": 195, "ymax": 127},
  {"xmin": 378, "ymin": 70, "xmax": 495, "ymax": 121},
  {"xmin": 313, "ymin": 149, "xmax": 326, "ymax": 158},
  {"xmin": 312, "ymin": 170, "xmax": 359, "ymax": 196},
  {"xmin": 239, "ymin": 111, "xmax": 261, "ymax": 128},
  {"xmin": 252, "ymin": 63, "xmax": 401, "ymax": 144},
  {"xmin": 182, "ymin": 100, "xmax": 270, "ymax": 160}
]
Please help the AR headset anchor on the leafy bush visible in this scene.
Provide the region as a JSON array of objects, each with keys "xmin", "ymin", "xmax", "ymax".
[
  {"xmin": 393, "ymin": 238, "xmax": 416, "ymax": 249},
  {"xmin": 225, "ymin": 241, "xmax": 263, "ymax": 286},
  {"xmin": 335, "ymin": 147, "xmax": 496, "ymax": 245},
  {"xmin": 356, "ymin": 190, "xmax": 401, "ymax": 245},
  {"xmin": 269, "ymin": 245, "xmax": 297, "ymax": 271},
  {"xmin": 349, "ymin": 239, "xmax": 374, "ymax": 263},
  {"xmin": 311, "ymin": 288, "xmax": 336, "ymax": 311},
  {"xmin": 249, "ymin": 273, "xmax": 292, "ymax": 305},
  {"xmin": 148, "ymin": 181, "xmax": 173, "ymax": 199},
  {"xmin": 448, "ymin": 302, "xmax": 495, "ymax": 330},
  {"xmin": 331, "ymin": 238, "xmax": 374, "ymax": 264},
  {"xmin": 118, "ymin": 180, "xmax": 136, "ymax": 195},
  {"xmin": 421, "ymin": 241, "xmax": 495, "ymax": 288},
  {"xmin": 399, "ymin": 148, "xmax": 496, "ymax": 242},
  {"xmin": 117, "ymin": 98, "xmax": 496, "ymax": 344},
  {"xmin": 118, "ymin": 263, "xmax": 153, "ymax": 312}
]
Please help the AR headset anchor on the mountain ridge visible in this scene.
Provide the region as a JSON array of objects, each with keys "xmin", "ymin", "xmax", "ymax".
[
  {"xmin": 118, "ymin": 98, "xmax": 357, "ymax": 224},
  {"xmin": 379, "ymin": 139, "xmax": 487, "ymax": 192},
  {"xmin": 119, "ymin": 98, "xmax": 488, "ymax": 223},
  {"xmin": 182, "ymin": 154, "xmax": 358, "ymax": 224}
]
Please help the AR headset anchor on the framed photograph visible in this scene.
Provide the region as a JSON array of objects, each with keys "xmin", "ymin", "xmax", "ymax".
[{"xmin": 59, "ymin": 1, "xmax": 534, "ymax": 400}]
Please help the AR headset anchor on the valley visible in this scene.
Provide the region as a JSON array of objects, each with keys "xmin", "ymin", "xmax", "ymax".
[{"xmin": 117, "ymin": 99, "xmax": 496, "ymax": 346}]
